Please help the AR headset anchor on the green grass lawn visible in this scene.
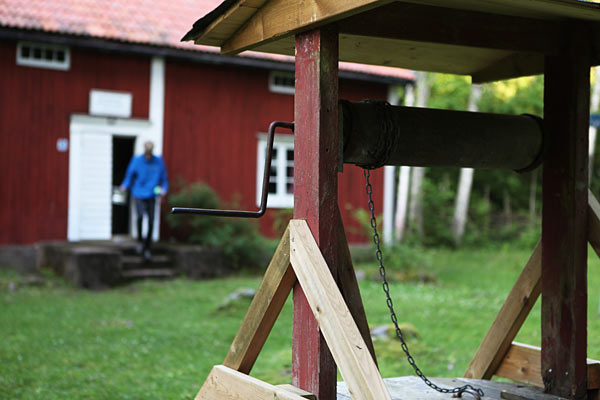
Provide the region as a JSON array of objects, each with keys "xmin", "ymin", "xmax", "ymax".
[{"xmin": 2, "ymin": 244, "xmax": 600, "ymax": 399}]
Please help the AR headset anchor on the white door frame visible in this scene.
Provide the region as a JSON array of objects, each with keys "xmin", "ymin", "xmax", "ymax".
[{"xmin": 67, "ymin": 114, "xmax": 161, "ymax": 241}]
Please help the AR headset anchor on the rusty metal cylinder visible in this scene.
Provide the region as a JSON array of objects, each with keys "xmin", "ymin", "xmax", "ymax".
[{"xmin": 339, "ymin": 100, "xmax": 545, "ymax": 171}]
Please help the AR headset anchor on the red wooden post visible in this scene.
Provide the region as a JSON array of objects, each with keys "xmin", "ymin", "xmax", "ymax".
[
  {"xmin": 292, "ymin": 26, "xmax": 339, "ymax": 400},
  {"xmin": 542, "ymin": 24, "xmax": 590, "ymax": 399}
]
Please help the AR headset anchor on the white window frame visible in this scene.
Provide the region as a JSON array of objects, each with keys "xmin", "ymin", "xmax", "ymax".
[
  {"xmin": 256, "ymin": 133, "xmax": 294, "ymax": 208},
  {"xmin": 16, "ymin": 41, "xmax": 70, "ymax": 71},
  {"xmin": 268, "ymin": 71, "xmax": 295, "ymax": 95}
]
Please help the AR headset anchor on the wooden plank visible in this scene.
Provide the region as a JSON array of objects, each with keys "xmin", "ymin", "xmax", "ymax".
[
  {"xmin": 290, "ymin": 219, "xmax": 391, "ymax": 400},
  {"xmin": 337, "ymin": 209, "xmax": 378, "ymax": 367},
  {"xmin": 589, "ymin": 190, "xmax": 600, "ymax": 259},
  {"xmin": 464, "ymin": 242, "xmax": 541, "ymax": 380},
  {"xmin": 195, "ymin": 365, "xmax": 307, "ymax": 400},
  {"xmin": 541, "ymin": 23, "xmax": 591, "ymax": 398},
  {"xmin": 276, "ymin": 384, "xmax": 316, "ymax": 399},
  {"xmin": 292, "ymin": 26, "xmax": 339, "ymax": 400},
  {"xmin": 337, "ymin": 3, "xmax": 564, "ymax": 55},
  {"xmin": 472, "ymin": 53, "xmax": 544, "ymax": 84},
  {"xmin": 494, "ymin": 342, "xmax": 600, "ymax": 390},
  {"xmin": 221, "ymin": 0, "xmax": 392, "ymax": 54},
  {"xmin": 223, "ymin": 226, "xmax": 295, "ymax": 374},
  {"xmin": 496, "ymin": 342, "xmax": 544, "ymax": 387}
]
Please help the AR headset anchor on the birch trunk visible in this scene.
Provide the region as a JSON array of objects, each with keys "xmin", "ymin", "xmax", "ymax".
[
  {"xmin": 451, "ymin": 84, "xmax": 482, "ymax": 245},
  {"xmin": 394, "ymin": 83, "xmax": 415, "ymax": 241},
  {"xmin": 383, "ymin": 85, "xmax": 402, "ymax": 244},
  {"xmin": 407, "ymin": 72, "xmax": 428, "ymax": 239}
]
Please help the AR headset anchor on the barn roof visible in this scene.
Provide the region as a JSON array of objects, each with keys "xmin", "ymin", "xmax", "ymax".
[
  {"xmin": 183, "ymin": 0, "xmax": 600, "ymax": 83},
  {"xmin": 0, "ymin": 0, "xmax": 413, "ymax": 82}
]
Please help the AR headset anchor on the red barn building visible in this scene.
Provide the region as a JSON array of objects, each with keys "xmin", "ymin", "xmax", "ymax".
[{"xmin": 0, "ymin": 0, "xmax": 412, "ymax": 246}]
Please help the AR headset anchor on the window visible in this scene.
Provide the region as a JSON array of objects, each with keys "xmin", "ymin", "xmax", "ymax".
[
  {"xmin": 257, "ymin": 134, "xmax": 294, "ymax": 208},
  {"xmin": 16, "ymin": 41, "xmax": 70, "ymax": 70},
  {"xmin": 268, "ymin": 71, "xmax": 295, "ymax": 95}
]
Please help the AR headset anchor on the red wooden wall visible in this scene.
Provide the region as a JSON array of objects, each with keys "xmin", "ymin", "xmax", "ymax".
[
  {"xmin": 0, "ymin": 38, "xmax": 388, "ymax": 245},
  {"xmin": 0, "ymin": 41, "xmax": 150, "ymax": 244},
  {"xmin": 163, "ymin": 60, "xmax": 386, "ymax": 243}
]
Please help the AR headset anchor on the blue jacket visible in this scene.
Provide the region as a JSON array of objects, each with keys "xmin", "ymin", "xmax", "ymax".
[{"xmin": 121, "ymin": 155, "xmax": 169, "ymax": 199}]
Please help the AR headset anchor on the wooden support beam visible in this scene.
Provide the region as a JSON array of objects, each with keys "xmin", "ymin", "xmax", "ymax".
[
  {"xmin": 221, "ymin": 0, "xmax": 390, "ymax": 54},
  {"xmin": 276, "ymin": 384, "xmax": 317, "ymax": 400},
  {"xmin": 472, "ymin": 53, "xmax": 544, "ymax": 84},
  {"xmin": 292, "ymin": 26, "xmax": 339, "ymax": 400},
  {"xmin": 289, "ymin": 220, "xmax": 391, "ymax": 400},
  {"xmin": 464, "ymin": 242, "xmax": 541, "ymax": 380},
  {"xmin": 337, "ymin": 210, "xmax": 378, "ymax": 367},
  {"xmin": 337, "ymin": 3, "xmax": 564, "ymax": 55},
  {"xmin": 494, "ymin": 342, "xmax": 600, "ymax": 390},
  {"xmin": 223, "ymin": 226, "xmax": 294, "ymax": 373},
  {"xmin": 542, "ymin": 23, "xmax": 590, "ymax": 399},
  {"xmin": 195, "ymin": 365, "xmax": 309, "ymax": 400}
]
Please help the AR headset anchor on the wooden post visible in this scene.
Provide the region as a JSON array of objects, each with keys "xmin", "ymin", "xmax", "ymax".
[
  {"xmin": 542, "ymin": 24, "xmax": 590, "ymax": 399},
  {"xmin": 293, "ymin": 26, "xmax": 339, "ymax": 400}
]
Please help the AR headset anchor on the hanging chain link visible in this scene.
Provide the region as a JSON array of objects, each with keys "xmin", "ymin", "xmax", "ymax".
[{"xmin": 363, "ymin": 168, "xmax": 484, "ymax": 399}]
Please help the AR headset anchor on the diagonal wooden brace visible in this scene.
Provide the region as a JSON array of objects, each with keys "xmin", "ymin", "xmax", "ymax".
[
  {"xmin": 290, "ymin": 219, "xmax": 391, "ymax": 400},
  {"xmin": 465, "ymin": 189, "xmax": 600, "ymax": 381},
  {"xmin": 223, "ymin": 226, "xmax": 295, "ymax": 374}
]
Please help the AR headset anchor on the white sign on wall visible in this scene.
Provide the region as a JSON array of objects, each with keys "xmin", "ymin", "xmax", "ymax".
[{"xmin": 89, "ymin": 89, "xmax": 132, "ymax": 118}]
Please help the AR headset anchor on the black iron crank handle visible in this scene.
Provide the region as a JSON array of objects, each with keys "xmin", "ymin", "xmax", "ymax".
[{"xmin": 171, "ymin": 121, "xmax": 294, "ymax": 218}]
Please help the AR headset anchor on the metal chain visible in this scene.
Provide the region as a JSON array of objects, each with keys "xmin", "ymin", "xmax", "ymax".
[{"xmin": 363, "ymin": 168, "xmax": 484, "ymax": 399}]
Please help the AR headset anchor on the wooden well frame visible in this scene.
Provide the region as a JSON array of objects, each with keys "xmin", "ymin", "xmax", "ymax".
[{"xmin": 183, "ymin": 2, "xmax": 600, "ymax": 399}]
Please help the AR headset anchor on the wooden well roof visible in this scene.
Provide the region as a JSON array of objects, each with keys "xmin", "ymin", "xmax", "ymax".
[{"xmin": 183, "ymin": 0, "xmax": 600, "ymax": 82}]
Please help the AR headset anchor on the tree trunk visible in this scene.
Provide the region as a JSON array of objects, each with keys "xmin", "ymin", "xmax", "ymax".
[
  {"xmin": 483, "ymin": 185, "xmax": 491, "ymax": 234},
  {"xmin": 383, "ymin": 85, "xmax": 402, "ymax": 244},
  {"xmin": 407, "ymin": 72, "xmax": 429, "ymax": 239},
  {"xmin": 394, "ymin": 82, "xmax": 415, "ymax": 241},
  {"xmin": 452, "ymin": 168, "xmax": 474, "ymax": 245},
  {"xmin": 451, "ymin": 84, "xmax": 482, "ymax": 245},
  {"xmin": 529, "ymin": 169, "xmax": 538, "ymax": 221},
  {"xmin": 408, "ymin": 166, "xmax": 425, "ymax": 238},
  {"xmin": 394, "ymin": 166, "xmax": 411, "ymax": 241}
]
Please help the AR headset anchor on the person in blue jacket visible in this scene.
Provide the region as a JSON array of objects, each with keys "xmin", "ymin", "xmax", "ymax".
[{"xmin": 120, "ymin": 141, "xmax": 168, "ymax": 261}]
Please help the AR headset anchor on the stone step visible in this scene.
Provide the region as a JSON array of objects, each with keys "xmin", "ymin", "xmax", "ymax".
[
  {"xmin": 121, "ymin": 254, "xmax": 172, "ymax": 270},
  {"xmin": 121, "ymin": 268, "xmax": 177, "ymax": 279}
]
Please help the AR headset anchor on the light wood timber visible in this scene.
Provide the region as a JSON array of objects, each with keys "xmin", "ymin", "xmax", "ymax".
[
  {"xmin": 336, "ymin": 209, "xmax": 378, "ymax": 367},
  {"xmin": 197, "ymin": 1, "xmax": 262, "ymax": 46},
  {"xmin": 589, "ymin": 189, "xmax": 600, "ymax": 258},
  {"xmin": 289, "ymin": 219, "xmax": 391, "ymax": 400},
  {"xmin": 276, "ymin": 384, "xmax": 317, "ymax": 399},
  {"xmin": 494, "ymin": 342, "xmax": 600, "ymax": 390},
  {"xmin": 195, "ymin": 365, "xmax": 307, "ymax": 400},
  {"xmin": 223, "ymin": 226, "xmax": 295, "ymax": 374},
  {"xmin": 496, "ymin": 342, "xmax": 544, "ymax": 387},
  {"xmin": 464, "ymin": 242, "xmax": 541, "ymax": 380},
  {"xmin": 541, "ymin": 23, "xmax": 590, "ymax": 399},
  {"xmin": 219, "ymin": 0, "xmax": 393, "ymax": 54},
  {"xmin": 472, "ymin": 53, "xmax": 544, "ymax": 84}
]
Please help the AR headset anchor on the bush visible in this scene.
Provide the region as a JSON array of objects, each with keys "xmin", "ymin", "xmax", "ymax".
[{"xmin": 165, "ymin": 181, "xmax": 271, "ymax": 270}]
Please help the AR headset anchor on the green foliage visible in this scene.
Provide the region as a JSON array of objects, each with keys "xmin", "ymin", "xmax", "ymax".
[
  {"xmin": 397, "ymin": 73, "xmax": 546, "ymax": 247},
  {"xmin": 428, "ymin": 74, "xmax": 471, "ymax": 110},
  {"xmin": 165, "ymin": 181, "xmax": 270, "ymax": 269},
  {"xmin": 272, "ymin": 208, "xmax": 293, "ymax": 237}
]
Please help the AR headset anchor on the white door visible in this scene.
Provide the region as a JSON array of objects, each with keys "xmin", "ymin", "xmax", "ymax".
[{"xmin": 68, "ymin": 132, "xmax": 112, "ymax": 240}]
